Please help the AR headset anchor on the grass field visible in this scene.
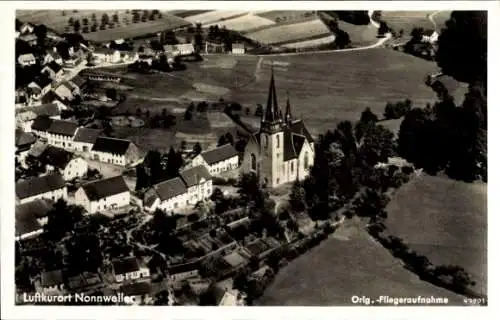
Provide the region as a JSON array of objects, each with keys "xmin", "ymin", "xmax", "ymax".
[
  {"xmin": 182, "ymin": 11, "xmax": 246, "ymax": 25},
  {"xmin": 205, "ymin": 14, "xmax": 276, "ymax": 32},
  {"xmin": 281, "ymin": 35, "xmax": 336, "ymax": 49},
  {"xmin": 255, "ymin": 11, "xmax": 315, "ymax": 23},
  {"xmin": 337, "ymin": 20, "xmax": 379, "ymax": 47},
  {"xmin": 381, "ymin": 11, "xmax": 436, "ymax": 35},
  {"xmin": 169, "ymin": 10, "xmax": 212, "ymax": 18},
  {"xmin": 245, "ymin": 19, "xmax": 331, "ymax": 45},
  {"xmin": 16, "ymin": 10, "xmax": 190, "ymax": 42},
  {"xmin": 385, "ymin": 173, "xmax": 487, "ymax": 295},
  {"xmin": 258, "ymin": 218, "xmax": 465, "ymax": 305}
]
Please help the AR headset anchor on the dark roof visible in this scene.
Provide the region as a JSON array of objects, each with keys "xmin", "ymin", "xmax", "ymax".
[
  {"xmin": 41, "ymin": 90, "xmax": 61, "ymax": 104},
  {"xmin": 28, "ymin": 141, "xmax": 48, "ymax": 158},
  {"xmin": 153, "ymin": 177, "xmax": 187, "ymax": 201},
  {"xmin": 94, "ymin": 47, "xmax": 118, "ymax": 55},
  {"xmin": 143, "ymin": 188, "xmax": 159, "ymax": 208},
  {"xmin": 73, "ymin": 127, "xmax": 102, "ymax": 144},
  {"xmin": 167, "ymin": 261, "xmax": 199, "ymax": 275},
  {"xmin": 39, "ymin": 145, "xmax": 75, "ymax": 169},
  {"xmin": 70, "ymin": 75, "xmax": 86, "ymax": 88},
  {"xmin": 16, "ymin": 173, "xmax": 66, "ymax": 199},
  {"xmin": 31, "ymin": 116, "xmax": 54, "ymax": 132},
  {"xmin": 15, "ymin": 199, "xmax": 53, "ymax": 236},
  {"xmin": 91, "ymin": 137, "xmax": 131, "ymax": 155},
  {"xmin": 180, "ymin": 165, "xmax": 212, "ymax": 187},
  {"xmin": 81, "ymin": 175, "xmax": 129, "ymax": 201},
  {"xmin": 213, "ymin": 286, "xmax": 228, "ymax": 305},
  {"xmin": 289, "ymin": 119, "xmax": 314, "ymax": 143},
  {"xmin": 41, "ymin": 269, "xmax": 64, "ymax": 287},
  {"xmin": 244, "ymin": 239, "xmax": 270, "ymax": 257},
  {"xmin": 33, "ymin": 103, "xmax": 60, "ymax": 117},
  {"xmin": 45, "ymin": 61, "xmax": 63, "ymax": 73},
  {"xmin": 47, "ymin": 119, "xmax": 79, "ymax": 137},
  {"xmin": 112, "ymin": 257, "xmax": 140, "ymax": 275},
  {"xmin": 120, "ymin": 281, "xmax": 152, "ymax": 296},
  {"xmin": 15, "ymin": 129, "xmax": 36, "ymax": 147},
  {"xmin": 34, "ymin": 74, "xmax": 52, "ymax": 89},
  {"xmin": 200, "ymin": 144, "xmax": 238, "ymax": 165}
]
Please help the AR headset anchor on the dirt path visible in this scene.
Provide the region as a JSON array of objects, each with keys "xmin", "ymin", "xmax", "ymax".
[
  {"xmin": 428, "ymin": 11, "xmax": 442, "ymax": 29},
  {"xmin": 367, "ymin": 10, "xmax": 381, "ymax": 29}
]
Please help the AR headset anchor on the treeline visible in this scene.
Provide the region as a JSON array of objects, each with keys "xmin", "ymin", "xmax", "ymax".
[
  {"xmin": 135, "ymin": 148, "xmax": 184, "ymax": 191},
  {"xmin": 321, "ymin": 11, "xmax": 371, "ymax": 25}
]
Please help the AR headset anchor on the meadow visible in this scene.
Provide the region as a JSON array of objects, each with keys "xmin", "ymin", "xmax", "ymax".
[
  {"xmin": 258, "ymin": 218, "xmax": 465, "ymax": 305},
  {"xmin": 385, "ymin": 173, "xmax": 487, "ymax": 295},
  {"xmin": 245, "ymin": 19, "xmax": 332, "ymax": 45},
  {"xmin": 205, "ymin": 14, "xmax": 276, "ymax": 32},
  {"xmin": 381, "ymin": 11, "xmax": 436, "ymax": 34},
  {"xmin": 182, "ymin": 11, "xmax": 247, "ymax": 25},
  {"xmin": 281, "ymin": 35, "xmax": 336, "ymax": 49}
]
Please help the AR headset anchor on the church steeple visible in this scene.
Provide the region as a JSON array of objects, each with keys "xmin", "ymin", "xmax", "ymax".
[
  {"xmin": 264, "ymin": 66, "xmax": 280, "ymax": 124},
  {"xmin": 285, "ymin": 91, "xmax": 292, "ymax": 123}
]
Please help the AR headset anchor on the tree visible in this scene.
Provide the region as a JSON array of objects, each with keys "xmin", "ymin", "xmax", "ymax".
[
  {"xmin": 113, "ymin": 13, "xmax": 119, "ymax": 24},
  {"xmin": 166, "ymin": 147, "xmax": 183, "ymax": 179},
  {"xmin": 68, "ymin": 17, "xmax": 74, "ymax": 26},
  {"xmin": 44, "ymin": 200, "xmax": 84, "ymax": 241},
  {"xmin": 34, "ymin": 24, "xmax": 48, "ymax": 47},
  {"xmin": 289, "ymin": 180, "xmax": 307, "ymax": 213},
  {"xmin": 101, "ymin": 13, "xmax": 110, "ymax": 25},
  {"xmin": 193, "ymin": 142, "xmax": 202, "ymax": 155},
  {"xmin": 91, "ymin": 13, "xmax": 97, "ymax": 22},
  {"xmin": 360, "ymin": 107, "xmax": 378, "ymax": 123},
  {"xmin": 436, "ymin": 11, "xmax": 487, "ymax": 85},
  {"xmin": 132, "ymin": 11, "xmax": 140, "ymax": 23},
  {"xmin": 82, "ymin": 17, "xmax": 89, "ymax": 26},
  {"xmin": 73, "ymin": 19, "xmax": 81, "ymax": 32},
  {"xmin": 184, "ymin": 102, "xmax": 194, "ymax": 121}
]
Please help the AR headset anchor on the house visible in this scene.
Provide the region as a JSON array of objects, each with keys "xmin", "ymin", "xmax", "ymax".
[
  {"xmin": 112, "ymin": 257, "xmax": 150, "ymax": 283},
  {"xmin": 64, "ymin": 55, "xmax": 82, "ymax": 68},
  {"xmin": 212, "ymin": 286, "xmax": 240, "ymax": 306},
  {"xmin": 38, "ymin": 269, "xmax": 65, "ymax": 295},
  {"xmin": 120, "ymin": 281, "xmax": 153, "ymax": 305},
  {"xmin": 93, "ymin": 48, "xmax": 121, "ymax": 64},
  {"xmin": 90, "ymin": 137, "xmax": 141, "ymax": 166},
  {"xmin": 43, "ymin": 51, "xmax": 63, "ymax": 66},
  {"xmin": 46, "ymin": 119, "xmax": 79, "ymax": 149},
  {"xmin": 53, "ymin": 82, "xmax": 76, "ymax": 102},
  {"xmin": 28, "ymin": 75, "xmax": 53, "ymax": 99},
  {"xmin": 67, "ymin": 272, "xmax": 102, "ymax": 292},
  {"xmin": 75, "ymin": 175, "xmax": 130, "ymax": 214},
  {"xmin": 143, "ymin": 177, "xmax": 187, "ymax": 213},
  {"xmin": 28, "ymin": 140, "xmax": 49, "ymax": 159},
  {"xmin": 187, "ymin": 278, "xmax": 212, "ymax": 295},
  {"xmin": 31, "ymin": 116, "xmax": 54, "ymax": 138},
  {"xmin": 242, "ymin": 70, "xmax": 315, "ymax": 188},
  {"xmin": 167, "ymin": 262, "xmax": 199, "ymax": 282},
  {"xmin": 192, "ymin": 144, "xmax": 239, "ymax": 176},
  {"xmin": 72, "ymin": 127, "xmax": 102, "ymax": 153},
  {"xmin": 421, "ymin": 29, "xmax": 439, "ymax": 44},
  {"xmin": 42, "ymin": 61, "xmax": 64, "ymax": 81},
  {"xmin": 38, "ymin": 145, "xmax": 88, "ymax": 181},
  {"xmin": 15, "ymin": 129, "xmax": 37, "ymax": 164},
  {"xmin": 120, "ymin": 51, "xmax": 139, "ymax": 62},
  {"xmin": 15, "ymin": 199, "xmax": 53, "ymax": 240},
  {"xmin": 138, "ymin": 54, "xmax": 154, "ymax": 65},
  {"xmin": 232, "ymin": 43, "xmax": 245, "ymax": 55},
  {"xmin": 16, "ymin": 173, "xmax": 67, "ymax": 205},
  {"xmin": 163, "ymin": 43, "xmax": 195, "ymax": 57},
  {"xmin": 19, "ymin": 22, "xmax": 34, "ymax": 34},
  {"xmin": 17, "ymin": 53, "xmax": 37, "ymax": 66},
  {"xmin": 19, "ymin": 33, "xmax": 37, "ymax": 46},
  {"xmin": 68, "ymin": 75, "xmax": 87, "ymax": 94},
  {"xmin": 179, "ymin": 165, "xmax": 213, "ymax": 206},
  {"xmin": 16, "ymin": 102, "xmax": 62, "ymax": 132}
]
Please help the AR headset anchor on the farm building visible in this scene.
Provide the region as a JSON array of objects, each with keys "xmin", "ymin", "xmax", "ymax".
[
  {"xmin": 421, "ymin": 29, "xmax": 439, "ymax": 44},
  {"xmin": 16, "ymin": 173, "xmax": 67, "ymax": 205},
  {"xmin": 19, "ymin": 22, "xmax": 34, "ymax": 34},
  {"xmin": 232, "ymin": 43, "xmax": 245, "ymax": 55},
  {"xmin": 167, "ymin": 262, "xmax": 200, "ymax": 282},
  {"xmin": 192, "ymin": 144, "xmax": 239, "ymax": 176},
  {"xmin": 90, "ymin": 137, "xmax": 141, "ymax": 166},
  {"xmin": 28, "ymin": 75, "xmax": 52, "ymax": 100},
  {"xmin": 41, "ymin": 61, "xmax": 64, "ymax": 81},
  {"xmin": 163, "ymin": 43, "xmax": 195, "ymax": 56},
  {"xmin": 75, "ymin": 175, "xmax": 130, "ymax": 214},
  {"xmin": 46, "ymin": 119, "xmax": 79, "ymax": 150},
  {"xmin": 31, "ymin": 116, "xmax": 54, "ymax": 138},
  {"xmin": 37, "ymin": 145, "xmax": 88, "ymax": 181},
  {"xmin": 43, "ymin": 51, "xmax": 63, "ymax": 66},
  {"xmin": 17, "ymin": 53, "xmax": 37, "ymax": 67},
  {"xmin": 112, "ymin": 257, "xmax": 150, "ymax": 283},
  {"xmin": 92, "ymin": 48, "xmax": 121, "ymax": 64},
  {"xmin": 72, "ymin": 127, "xmax": 103, "ymax": 153}
]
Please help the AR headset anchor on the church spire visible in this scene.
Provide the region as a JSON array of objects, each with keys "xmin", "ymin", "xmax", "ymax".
[
  {"xmin": 285, "ymin": 91, "xmax": 292, "ymax": 123},
  {"xmin": 264, "ymin": 65, "xmax": 280, "ymax": 123}
]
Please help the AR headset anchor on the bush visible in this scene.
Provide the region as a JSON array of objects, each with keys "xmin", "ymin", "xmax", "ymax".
[{"xmin": 384, "ymin": 99, "xmax": 413, "ymax": 119}]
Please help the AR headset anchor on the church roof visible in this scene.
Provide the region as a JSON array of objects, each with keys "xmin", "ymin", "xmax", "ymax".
[{"xmin": 263, "ymin": 67, "xmax": 281, "ymax": 123}]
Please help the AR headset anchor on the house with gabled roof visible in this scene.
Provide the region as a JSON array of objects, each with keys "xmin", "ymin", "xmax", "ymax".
[
  {"xmin": 163, "ymin": 43, "xmax": 195, "ymax": 57},
  {"xmin": 43, "ymin": 50, "xmax": 63, "ymax": 66},
  {"xmin": 15, "ymin": 129, "xmax": 37, "ymax": 165},
  {"xmin": 19, "ymin": 33, "xmax": 37, "ymax": 46},
  {"xmin": 15, "ymin": 199, "xmax": 53, "ymax": 241},
  {"xmin": 90, "ymin": 137, "xmax": 141, "ymax": 166},
  {"xmin": 37, "ymin": 145, "xmax": 88, "ymax": 181},
  {"xmin": 72, "ymin": 127, "xmax": 102, "ymax": 153},
  {"xmin": 53, "ymin": 82, "xmax": 77, "ymax": 102},
  {"xmin": 93, "ymin": 48, "xmax": 121, "ymax": 64},
  {"xmin": 37, "ymin": 269, "xmax": 65, "ymax": 295},
  {"xmin": 46, "ymin": 119, "xmax": 79, "ymax": 149},
  {"xmin": 16, "ymin": 103, "xmax": 62, "ymax": 132},
  {"xmin": 179, "ymin": 165, "xmax": 213, "ymax": 205},
  {"xmin": 111, "ymin": 256, "xmax": 150, "ymax": 283},
  {"xmin": 31, "ymin": 116, "xmax": 54, "ymax": 138},
  {"xmin": 16, "ymin": 173, "xmax": 67, "ymax": 205},
  {"xmin": 75, "ymin": 175, "xmax": 130, "ymax": 214},
  {"xmin": 42, "ymin": 61, "xmax": 64, "ymax": 81},
  {"xmin": 28, "ymin": 74, "xmax": 53, "ymax": 100},
  {"xmin": 19, "ymin": 22, "xmax": 34, "ymax": 35},
  {"xmin": 17, "ymin": 53, "xmax": 37, "ymax": 66},
  {"xmin": 192, "ymin": 143, "xmax": 239, "ymax": 176}
]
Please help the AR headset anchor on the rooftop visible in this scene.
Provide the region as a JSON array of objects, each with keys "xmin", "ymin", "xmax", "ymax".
[
  {"xmin": 112, "ymin": 256, "xmax": 140, "ymax": 275},
  {"xmin": 73, "ymin": 127, "xmax": 102, "ymax": 144},
  {"xmin": 15, "ymin": 199, "xmax": 53, "ymax": 237},
  {"xmin": 91, "ymin": 137, "xmax": 131, "ymax": 155},
  {"xmin": 179, "ymin": 165, "xmax": 212, "ymax": 187},
  {"xmin": 199, "ymin": 144, "xmax": 238, "ymax": 165},
  {"xmin": 31, "ymin": 116, "xmax": 54, "ymax": 132},
  {"xmin": 38, "ymin": 145, "xmax": 75, "ymax": 170},
  {"xmin": 16, "ymin": 173, "xmax": 66, "ymax": 200},
  {"xmin": 47, "ymin": 119, "xmax": 79, "ymax": 137},
  {"xmin": 153, "ymin": 177, "xmax": 187, "ymax": 201},
  {"xmin": 41, "ymin": 269, "xmax": 64, "ymax": 287},
  {"xmin": 80, "ymin": 175, "xmax": 129, "ymax": 201}
]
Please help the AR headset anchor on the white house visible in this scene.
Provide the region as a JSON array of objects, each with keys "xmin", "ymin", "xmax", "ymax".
[
  {"xmin": 43, "ymin": 51, "xmax": 63, "ymax": 66},
  {"xmin": 53, "ymin": 82, "xmax": 76, "ymax": 102},
  {"xmin": 72, "ymin": 127, "xmax": 102, "ymax": 153},
  {"xmin": 167, "ymin": 262, "xmax": 199, "ymax": 282},
  {"xmin": 38, "ymin": 270, "xmax": 65, "ymax": 295},
  {"xmin": 41, "ymin": 61, "xmax": 64, "ymax": 81},
  {"xmin": 28, "ymin": 75, "xmax": 53, "ymax": 100},
  {"xmin": 143, "ymin": 165, "xmax": 212, "ymax": 214},
  {"xmin": 46, "ymin": 119, "xmax": 79, "ymax": 150},
  {"xmin": 15, "ymin": 199, "xmax": 53, "ymax": 241},
  {"xmin": 15, "ymin": 129, "xmax": 37, "ymax": 165},
  {"xmin": 19, "ymin": 34, "xmax": 37, "ymax": 46},
  {"xmin": 232, "ymin": 43, "xmax": 245, "ymax": 55},
  {"xmin": 93, "ymin": 48, "xmax": 121, "ymax": 64},
  {"xmin": 17, "ymin": 53, "xmax": 37, "ymax": 66},
  {"xmin": 421, "ymin": 30, "xmax": 439, "ymax": 44},
  {"xmin": 90, "ymin": 137, "xmax": 141, "ymax": 167},
  {"xmin": 16, "ymin": 173, "xmax": 67, "ymax": 205},
  {"xmin": 192, "ymin": 144, "xmax": 239, "ymax": 176},
  {"xmin": 75, "ymin": 175, "xmax": 130, "ymax": 214},
  {"xmin": 19, "ymin": 23, "xmax": 35, "ymax": 34},
  {"xmin": 38, "ymin": 145, "xmax": 88, "ymax": 181},
  {"xmin": 163, "ymin": 43, "xmax": 195, "ymax": 57},
  {"xmin": 112, "ymin": 257, "xmax": 150, "ymax": 283}
]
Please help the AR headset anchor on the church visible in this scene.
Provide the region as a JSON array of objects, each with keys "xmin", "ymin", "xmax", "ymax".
[{"xmin": 242, "ymin": 69, "xmax": 315, "ymax": 188}]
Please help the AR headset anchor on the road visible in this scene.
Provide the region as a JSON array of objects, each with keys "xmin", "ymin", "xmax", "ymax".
[{"xmin": 428, "ymin": 11, "xmax": 443, "ymax": 29}]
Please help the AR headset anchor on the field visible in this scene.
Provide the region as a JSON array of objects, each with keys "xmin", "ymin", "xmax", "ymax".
[
  {"xmin": 16, "ymin": 10, "xmax": 190, "ymax": 42},
  {"xmin": 255, "ymin": 11, "xmax": 315, "ymax": 23},
  {"xmin": 431, "ymin": 11, "xmax": 452, "ymax": 31},
  {"xmin": 281, "ymin": 35, "xmax": 336, "ymax": 49},
  {"xmin": 337, "ymin": 20, "xmax": 379, "ymax": 47},
  {"xmin": 381, "ymin": 11, "xmax": 436, "ymax": 35},
  {"xmin": 258, "ymin": 218, "xmax": 465, "ymax": 305},
  {"xmin": 385, "ymin": 173, "xmax": 487, "ymax": 295},
  {"xmin": 169, "ymin": 10, "xmax": 212, "ymax": 18},
  {"xmin": 205, "ymin": 14, "xmax": 276, "ymax": 32},
  {"xmin": 245, "ymin": 19, "xmax": 331, "ymax": 45},
  {"xmin": 182, "ymin": 11, "xmax": 247, "ymax": 25}
]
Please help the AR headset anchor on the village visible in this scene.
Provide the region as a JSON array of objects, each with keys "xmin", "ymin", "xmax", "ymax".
[{"xmin": 13, "ymin": 9, "xmax": 487, "ymax": 308}]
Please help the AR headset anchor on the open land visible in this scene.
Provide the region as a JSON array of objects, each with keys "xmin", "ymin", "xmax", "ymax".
[
  {"xmin": 258, "ymin": 218, "xmax": 464, "ymax": 305},
  {"xmin": 381, "ymin": 11, "xmax": 436, "ymax": 35},
  {"xmin": 182, "ymin": 11, "xmax": 247, "ymax": 25},
  {"xmin": 205, "ymin": 14, "xmax": 276, "ymax": 32},
  {"xmin": 245, "ymin": 19, "xmax": 332, "ymax": 45},
  {"xmin": 385, "ymin": 173, "xmax": 487, "ymax": 295}
]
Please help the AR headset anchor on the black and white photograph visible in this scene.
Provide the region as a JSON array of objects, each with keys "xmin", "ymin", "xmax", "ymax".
[{"xmin": 2, "ymin": 1, "xmax": 494, "ymax": 318}]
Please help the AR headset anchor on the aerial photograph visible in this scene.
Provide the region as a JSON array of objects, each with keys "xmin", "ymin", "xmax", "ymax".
[{"xmin": 13, "ymin": 8, "xmax": 487, "ymax": 307}]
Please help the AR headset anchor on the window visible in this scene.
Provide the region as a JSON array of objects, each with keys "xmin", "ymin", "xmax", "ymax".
[
  {"xmin": 251, "ymin": 154, "xmax": 257, "ymax": 171},
  {"xmin": 276, "ymin": 135, "xmax": 280, "ymax": 148},
  {"xmin": 304, "ymin": 152, "xmax": 309, "ymax": 169},
  {"xmin": 264, "ymin": 135, "xmax": 268, "ymax": 147},
  {"xmin": 291, "ymin": 162, "xmax": 294, "ymax": 173},
  {"xmin": 282, "ymin": 164, "xmax": 285, "ymax": 175},
  {"xmin": 276, "ymin": 178, "xmax": 280, "ymax": 184}
]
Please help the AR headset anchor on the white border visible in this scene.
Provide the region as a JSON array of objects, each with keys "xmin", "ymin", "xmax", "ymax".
[{"xmin": 2, "ymin": 2, "xmax": 497, "ymax": 320}]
